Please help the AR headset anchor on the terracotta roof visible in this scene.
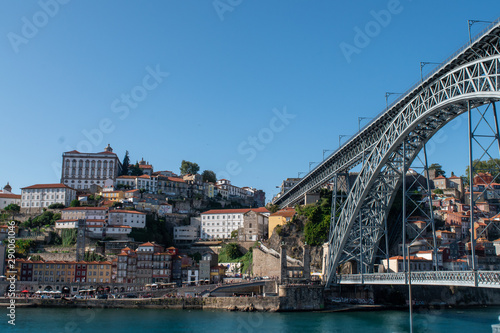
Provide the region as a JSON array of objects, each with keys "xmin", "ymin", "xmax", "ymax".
[
  {"xmin": 139, "ymin": 165, "xmax": 153, "ymax": 169},
  {"xmin": 167, "ymin": 177, "xmax": 185, "ymax": 183},
  {"xmin": 64, "ymin": 150, "xmax": 81, "ymax": 154},
  {"xmin": 202, "ymin": 207, "xmax": 269, "ymax": 215},
  {"xmin": 21, "ymin": 183, "xmax": 74, "ymax": 190},
  {"xmin": 0, "ymin": 193, "xmax": 21, "ymax": 199},
  {"xmin": 270, "ymin": 208, "xmax": 296, "ymax": 218},
  {"xmin": 62, "ymin": 207, "xmax": 108, "ymax": 211},
  {"xmin": 109, "ymin": 210, "xmax": 145, "ymax": 215},
  {"xmin": 139, "ymin": 242, "xmax": 155, "ymax": 247},
  {"xmin": 389, "ymin": 256, "xmax": 431, "ymax": 261},
  {"xmin": 435, "ymin": 175, "xmax": 446, "ymax": 179},
  {"xmin": 97, "ymin": 151, "xmax": 117, "ymax": 155}
]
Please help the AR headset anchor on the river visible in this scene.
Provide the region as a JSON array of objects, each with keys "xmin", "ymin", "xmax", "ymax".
[{"xmin": 2, "ymin": 306, "xmax": 499, "ymax": 332}]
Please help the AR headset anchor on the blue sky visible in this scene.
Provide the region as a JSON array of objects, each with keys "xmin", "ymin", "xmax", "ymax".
[{"xmin": 1, "ymin": 0, "xmax": 500, "ymax": 202}]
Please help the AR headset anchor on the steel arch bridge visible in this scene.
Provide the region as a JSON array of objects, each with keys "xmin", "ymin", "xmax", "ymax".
[{"xmin": 273, "ymin": 19, "xmax": 500, "ymax": 287}]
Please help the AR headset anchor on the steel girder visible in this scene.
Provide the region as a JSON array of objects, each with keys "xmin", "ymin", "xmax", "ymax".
[
  {"xmin": 325, "ymin": 55, "xmax": 500, "ymax": 287},
  {"xmin": 274, "ymin": 23, "xmax": 500, "ymax": 209}
]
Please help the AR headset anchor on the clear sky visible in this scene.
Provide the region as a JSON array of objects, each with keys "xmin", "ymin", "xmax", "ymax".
[{"xmin": 2, "ymin": 0, "xmax": 500, "ymax": 202}]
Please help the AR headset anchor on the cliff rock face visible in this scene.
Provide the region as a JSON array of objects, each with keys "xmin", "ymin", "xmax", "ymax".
[{"xmin": 263, "ymin": 215, "xmax": 323, "ymax": 271}]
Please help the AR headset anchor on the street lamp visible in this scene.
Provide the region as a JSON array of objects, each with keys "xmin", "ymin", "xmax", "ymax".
[
  {"xmin": 298, "ymin": 172, "xmax": 306, "ymax": 178},
  {"xmin": 420, "ymin": 62, "xmax": 441, "ymax": 82},
  {"xmin": 339, "ymin": 135, "xmax": 351, "ymax": 148},
  {"xmin": 322, "ymin": 149, "xmax": 334, "ymax": 160},
  {"xmin": 407, "ymin": 240, "xmax": 424, "ymax": 333},
  {"xmin": 468, "ymin": 19, "xmax": 492, "ymax": 43},
  {"xmin": 309, "ymin": 162, "xmax": 319, "ymax": 171},
  {"xmin": 358, "ymin": 117, "xmax": 372, "ymax": 131},
  {"xmin": 385, "ymin": 92, "xmax": 402, "ymax": 110}
]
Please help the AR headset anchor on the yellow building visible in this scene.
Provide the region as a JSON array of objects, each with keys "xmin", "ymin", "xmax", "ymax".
[
  {"xmin": 268, "ymin": 208, "xmax": 296, "ymax": 237},
  {"xmin": 86, "ymin": 261, "xmax": 112, "ymax": 283},
  {"xmin": 101, "ymin": 190, "xmax": 125, "ymax": 202}
]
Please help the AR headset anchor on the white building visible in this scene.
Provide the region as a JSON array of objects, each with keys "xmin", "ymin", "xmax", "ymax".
[
  {"xmin": 61, "ymin": 144, "xmax": 122, "ymax": 190},
  {"xmin": 109, "ymin": 210, "xmax": 146, "ymax": 228},
  {"xmin": 116, "ymin": 175, "xmax": 158, "ymax": 193},
  {"xmin": 21, "ymin": 183, "xmax": 76, "ymax": 213},
  {"xmin": 55, "ymin": 207, "xmax": 144, "ymax": 237},
  {"xmin": 0, "ymin": 183, "xmax": 21, "ymax": 210},
  {"xmin": 200, "ymin": 207, "xmax": 269, "ymax": 240},
  {"xmin": 174, "ymin": 226, "xmax": 199, "ymax": 242},
  {"xmin": 216, "ymin": 179, "xmax": 252, "ymax": 199}
]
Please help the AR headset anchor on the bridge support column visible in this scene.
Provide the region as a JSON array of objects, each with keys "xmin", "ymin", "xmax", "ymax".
[{"xmin": 304, "ymin": 193, "xmax": 320, "ymax": 205}]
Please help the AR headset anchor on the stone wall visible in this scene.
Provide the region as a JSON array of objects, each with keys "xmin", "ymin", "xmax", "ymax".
[
  {"xmin": 252, "ymin": 248, "xmax": 281, "ymax": 278},
  {"xmin": 278, "ymin": 285, "xmax": 324, "ymax": 310}
]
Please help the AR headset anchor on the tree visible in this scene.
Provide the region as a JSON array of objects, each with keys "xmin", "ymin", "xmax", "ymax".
[
  {"xmin": 4, "ymin": 203, "xmax": 20, "ymax": 219},
  {"xmin": 465, "ymin": 158, "xmax": 500, "ymax": 183},
  {"xmin": 48, "ymin": 203, "xmax": 65, "ymax": 209},
  {"xmin": 202, "ymin": 170, "xmax": 217, "ymax": 183},
  {"xmin": 266, "ymin": 203, "xmax": 279, "ymax": 213},
  {"xmin": 121, "ymin": 150, "xmax": 130, "ymax": 175},
  {"xmin": 180, "ymin": 160, "xmax": 200, "ymax": 175},
  {"xmin": 129, "ymin": 162, "xmax": 144, "ymax": 176},
  {"xmin": 429, "ymin": 163, "xmax": 445, "ymax": 177},
  {"xmin": 70, "ymin": 199, "xmax": 80, "ymax": 207},
  {"xmin": 230, "ymin": 230, "xmax": 238, "ymax": 239},
  {"xmin": 433, "ymin": 189, "xmax": 444, "ymax": 195},
  {"xmin": 224, "ymin": 243, "xmax": 243, "ymax": 260}
]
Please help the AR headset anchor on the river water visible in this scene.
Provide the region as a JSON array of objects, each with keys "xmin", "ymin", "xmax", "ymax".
[{"xmin": 2, "ymin": 306, "xmax": 499, "ymax": 332}]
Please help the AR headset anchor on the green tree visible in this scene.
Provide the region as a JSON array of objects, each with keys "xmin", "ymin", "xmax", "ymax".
[
  {"xmin": 70, "ymin": 199, "xmax": 80, "ymax": 207},
  {"xmin": 4, "ymin": 203, "xmax": 20, "ymax": 219},
  {"xmin": 201, "ymin": 170, "xmax": 217, "ymax": 183},
  {"xmin": 48, "ymin": 203, "xmax": 65, "ymax": 209},
  {"xmin": 433, "ymin": 189, "xmax": 444, "ymax": 195},
  {"xmin": 429, "ymin": 163, "xmax": 446, "ymax": 177},
  {"xmin": 230, "ymin": 230, "xmax": 238, "ymax": 239},
  {"xmin": 180, "ymin": 160, "xmax": 200, "ymax": 175},
  {"xmin": 129, "ymin": 162, "xmax": 144, "ymax": 176},
  {"xmin": 121, "ymin": 150, "xmax": 130, "ymax": 175},
  {"xmin": 266, "ymin": 203, "xmax": 279, "ymax": 213},
  {"xmin": 465, "ymin": 158, "xmax": 500, "ymax": 183},
  {"xmin": 224, "ymin": 243, "xmax": 243, "ymax": 260}
]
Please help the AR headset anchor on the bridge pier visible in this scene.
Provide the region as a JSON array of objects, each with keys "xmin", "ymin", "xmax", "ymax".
[{"xmin": 304, "ymin": 193, "xmax": 320, "ymax": 205}]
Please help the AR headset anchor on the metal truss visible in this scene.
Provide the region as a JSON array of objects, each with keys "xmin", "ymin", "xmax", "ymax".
[
  {"xmin": 325, "ymin": 54, "xmax": 500, "ymax": 287},
  {"xmin": 402, "ymin": 143, "xmax": 438, "ymax": 271},
  {"xmin": 274, "ymin": 20, "xmax": 500, "ymax": 209},
  {"xmin": 337, "ymin": 270, "xmax": 500, "ymax": 289}
]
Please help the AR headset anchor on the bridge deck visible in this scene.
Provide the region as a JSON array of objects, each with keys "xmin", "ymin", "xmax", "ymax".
[{"xmin": 336, "ymin": 271, "xmax": 500, "ymax": 289}]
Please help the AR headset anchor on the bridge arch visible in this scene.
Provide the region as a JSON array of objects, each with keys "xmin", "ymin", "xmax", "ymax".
[{"xmin": 326, "ymin": 55, "xmax": 500, "ymax": 285}]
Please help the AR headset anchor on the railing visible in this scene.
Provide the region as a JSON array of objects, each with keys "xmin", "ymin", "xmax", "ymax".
[{"xmin": 336, "ymin": 270, "xmax": 500, "ymax": 288}]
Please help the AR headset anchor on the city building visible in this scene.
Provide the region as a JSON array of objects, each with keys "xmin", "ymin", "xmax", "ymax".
[
  {"xmin": 0, "ymin": 182, "xmax": 21, "ymax": 210},
  {"xmin": 61, "ymin": 144, "xmax": 122, "ymax": 191},
  {"xmin": 238, "ymin": 210, "xmax": 269, "ymax": 241},
  {"xmin": 200, "ymin": 207, "xmax": 269, "ymax": 240},
  {"xmin": 21, "ymin": 183, "xmax": 76, "ymax": 213},
  {"xmin": 268, "ymin": 208, "xmax": 296, "ymax": 237}
]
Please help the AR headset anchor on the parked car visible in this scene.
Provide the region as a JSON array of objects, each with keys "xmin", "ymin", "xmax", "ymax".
[
  {"xmin": 96, "ymin": 294, "xmax": 108, "ymax": 299},
  {"xmin": 125, "ymin": 294, "xmax": 138, "ymax": 298}
]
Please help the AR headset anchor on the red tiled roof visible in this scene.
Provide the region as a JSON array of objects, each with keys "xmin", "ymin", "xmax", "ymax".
[
  {"xmin": 97, "ymin": 151, "xmax": 117, "ymax": 155},
  {"xmin": 62, "ymin": 207, "xmax": 108, "ymax": 211},
  {"xmin": 21, "ymin": 183, "xmax": 74, "ymax": 190},
  {"xmin": 435, "ymin": 175, "xmax": 446, "ymax": 179},
  {"xmin": 167, "ymin": 177, "xmax": 185, "ymax": 183},
  {"xmin": 64, "ymin": 150, "xmax": 81, "ymax": 154},
  {"xmin": 0, "ymin": 193, "xmax": 21, "ymax": 199},
  {"xmin": 270, "ymin": 208, "xmax": 296, "ymax": 218},
  {"xmin": 139, "ymin": 165, "xmax": 153, "ymax": 169},
  {"xmin": 139, "ymin": 242, "xmax": 155, "ymax": 247},
  {"xmin": 109, "ymin": 210, "xmax": 145, "ymax": 215}
]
